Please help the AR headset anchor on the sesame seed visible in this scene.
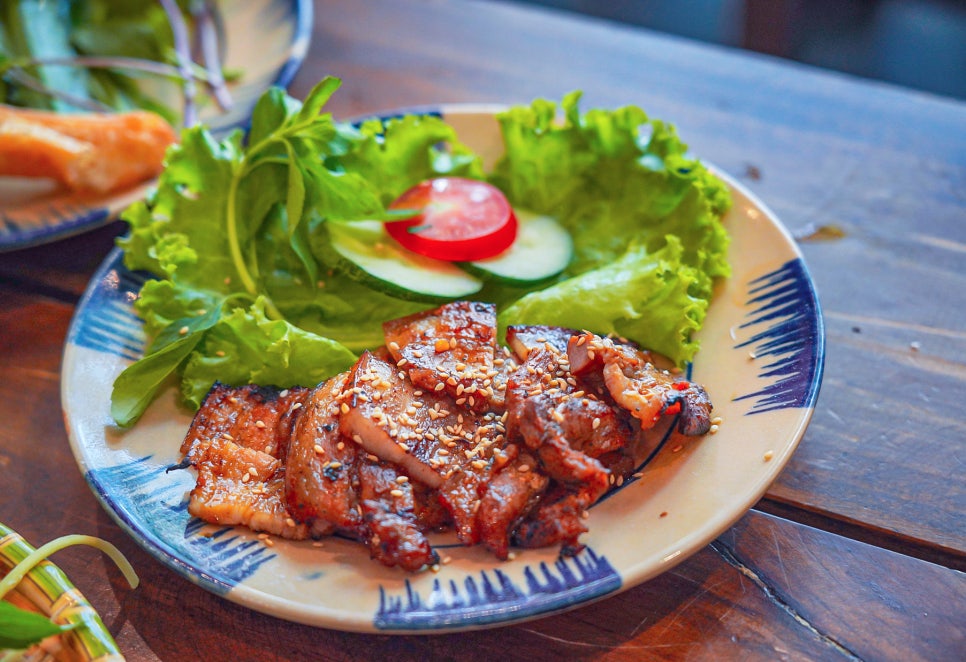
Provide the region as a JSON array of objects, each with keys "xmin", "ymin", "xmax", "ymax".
[
  {"xmin": 340, "ymin": 403, "xmax": 350, "ymax": 414},
  {"xmin": 263, "ymin": 538, "xmax": 275, "ymax": 547},
  {"xmin": 352, "ymin": 434, "xmax": 363, "ymax": 444},
  {"xmin": 313, "ymin": 444, "xmax": 324, "ymax": 454},
  {"xmin": 215, "ymin": 350, "xmax": 226, "ymax": 357},
  {"xmin": 248, "ymin": 467, "xmax": 258, "ymax": 476},
  {"xmin": 435, "ymin": 383, "xmax": 446, "ymax": 391},
  {"xmin": 179, "ymin": 326, "xmax": 190, "ymax": 335},
  {"xmin": 764, "ymin": 450, "xmax": 774, "ymax": 462},
  {"xmin": 518, "ymin": 464, "xmax": 530, "ymax": 473},
  {"xmin": 285, "ymin": 517, "xmax": 296, "ymax": 527},
  {"xmin": 396, "ymin": 476, "xmax": 409, "ymax": 483},
  {"xmin": 388, "ymin": 341, "xmax": 400, "ymax": 351},
  {"xmin": 254, "ymin": 420, "xmax": 266, "ymax": 429},
  {"xmin": 390, "ymin": 489, "xmax": 404, "ymax": 497},
  {"xmin": 592, "ymin": 417, "xmax": 601, "ymax": 430}
]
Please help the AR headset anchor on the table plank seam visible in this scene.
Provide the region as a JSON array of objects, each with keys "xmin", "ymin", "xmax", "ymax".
[{"xmin": 710, "ymin": 539, "xmax": 864, "ymax": 661}]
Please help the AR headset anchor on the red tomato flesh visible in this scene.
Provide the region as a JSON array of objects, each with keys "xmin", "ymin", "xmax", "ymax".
[{"xmin": 385, "ymin": 177, "xmax": 517, "ymax": 261}]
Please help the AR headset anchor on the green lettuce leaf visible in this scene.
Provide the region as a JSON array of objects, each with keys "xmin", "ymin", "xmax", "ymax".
[
  {"xmin": 111, "ymin": 79, "xmax": 732, "ymax": 426},
  {"xmin": 179, "ymin": 299, "xmax": 357, "ymax": 409},
  {"xmin": 499, "ymin": 237, "xmax": 708, "ymax": 366},
  {"xmin": 490, "ymin": 91, "xmax": 730, "ymax": 278}
]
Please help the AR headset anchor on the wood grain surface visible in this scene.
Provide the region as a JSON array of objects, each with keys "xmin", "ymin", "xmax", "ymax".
[{"xmin": 1, "ymin": 0, "xmax": 964, "ymax": 659}]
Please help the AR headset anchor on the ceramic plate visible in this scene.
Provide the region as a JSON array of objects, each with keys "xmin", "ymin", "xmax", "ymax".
[
  {"xmin": 0, "ymin": 0, "xmax": 312, "ymax": 253},
  {"xmin": 62, "ymin": 106, "xmax": 824, "ymax": 633}
]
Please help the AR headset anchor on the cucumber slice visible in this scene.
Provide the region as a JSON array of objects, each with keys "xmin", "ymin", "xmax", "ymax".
[
  {"xmin": 324, "ymin": 221, "xmax": 483, "ymax": 302},
  {"xmin": 462, "ymin": 210, "xmax": 573, "ymax": 285}
]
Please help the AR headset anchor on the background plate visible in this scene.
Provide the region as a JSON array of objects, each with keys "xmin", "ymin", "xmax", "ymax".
[
  {"xmin": 0, "ymin": 0, "xmax": 313, "ymax": 253},
  {"xmin": 61, "ymin": 106, "xmax": 824, "ymax": 633}
]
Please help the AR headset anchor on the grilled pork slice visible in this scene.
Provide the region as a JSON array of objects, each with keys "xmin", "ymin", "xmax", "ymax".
[
  {"xmin": 383, "ymin": 301, "xmax": 499, "ymax": 411},
  {"xmin": 180, "ymin": 383, "xmax": 309, "ymax": 464},
  {"xmin": 477, "ymin": 456, "xmax": 549, "ymax": 559},
  {"xmin": 504, "ymin": 348, "xmax": 634, "ymax": 461},
  {"xmin": 512, "ymin": 486, "xmax": 592, "ymax": 554},
  {"xmin": 358, "ymin": 462, "xmax": 438, "ymax": 571},
  {"xmin": 506, "ymin": 324, "xmax": 580, "ymax": 359},
  {"xmin": 285, "ymin": 373, "xmax": 364, "ymax": 537},
  {"xmin": 503, "ymin": 341, "xmax": 656, "ymax": 551},
  {"xmin": 340, "ymin": 351, "xmax": 511, "ymax": 545},
  {"xmin": 186, "ymin": 436, "xmax": 310, "ymax": 539},
  {"xmin": 182, "ymin": 384, "xmax": 312, "ymax": 539},
  {"xmin": 567, "ymin": 332, "xmax": 712, "ymax": 436}
]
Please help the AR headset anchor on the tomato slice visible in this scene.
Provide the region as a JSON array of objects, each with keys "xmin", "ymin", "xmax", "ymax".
[{"xmin": 385, "ymin": 177, "xmax": 517, "ymax": 261}]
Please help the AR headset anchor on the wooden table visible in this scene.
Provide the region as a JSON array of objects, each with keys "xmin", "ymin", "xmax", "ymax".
[{"xmin": 2, "ymin": 0, "xmax": 964, "ymax": 659}]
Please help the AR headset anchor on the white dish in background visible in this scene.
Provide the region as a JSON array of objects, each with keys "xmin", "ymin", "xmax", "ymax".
[
  {"xmin": 62, "ymin": 106, "xmax": 824, "ymax": 633},
  {"xmin": 0, "ymin": 0, "xmax": 313, "ymax": 253}
]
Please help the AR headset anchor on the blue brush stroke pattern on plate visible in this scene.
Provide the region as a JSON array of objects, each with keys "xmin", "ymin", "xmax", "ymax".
[
  {"xmin": 69, "ymin": 259, "xmax": 149, "ymax": 360},
  {"xmin": 86, "ymin": 455, "xmax": 276, "ymax": 596},
  {"xmin": 0, "ymin": 206, "xmax": 110, "ymax": 252},
  {"xmin": 375, "ymin": 548, "xmax": 620, "ymax": 630},
  {"xmin": 733, "ymin": 258, "xmax": 825, "ymax": 414}
]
